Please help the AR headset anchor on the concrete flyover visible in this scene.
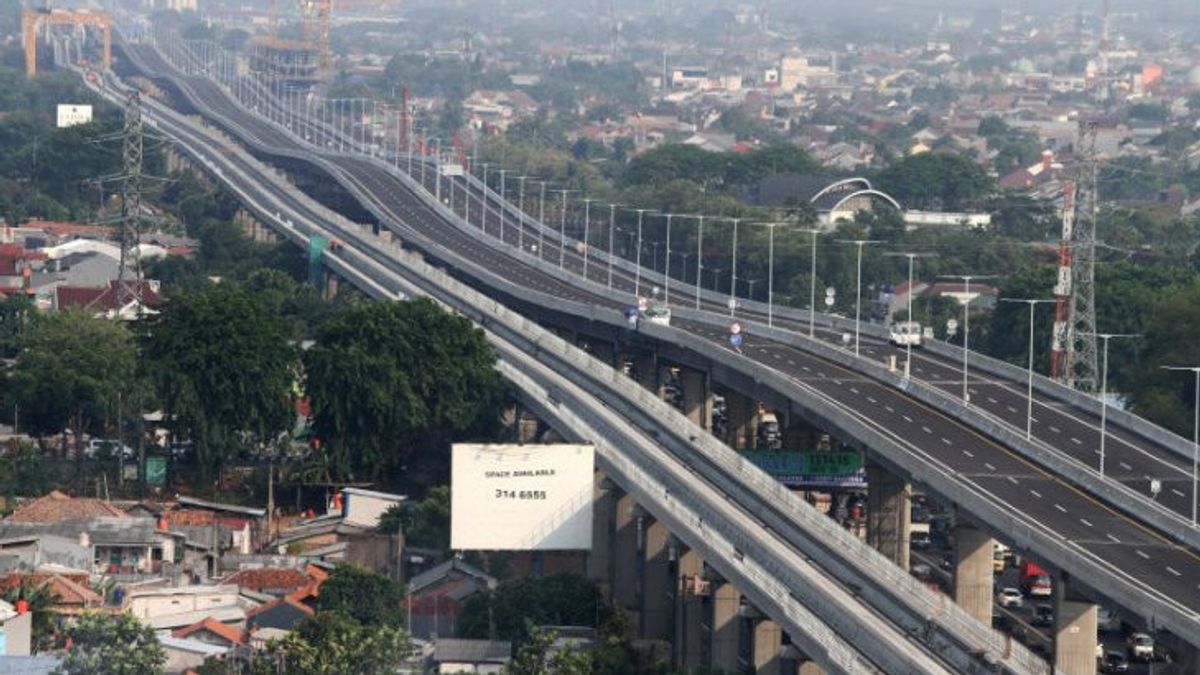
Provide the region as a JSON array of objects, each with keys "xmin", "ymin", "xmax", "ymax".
[
  {"xmin": 117, "ymin": 33, "xmax": 1200, "ymax": 671},
  {"xmin": 80, "ymin": 55, "xmax": 1052, "ymax": 674}
]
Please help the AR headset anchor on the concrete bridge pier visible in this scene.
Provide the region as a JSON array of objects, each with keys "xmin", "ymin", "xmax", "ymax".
[
  {"xmin": 1053, "ymin": 576, "xmax": 1098, "ymax": 675},
  {"xmin": 953, "ymin": 525, "xmax": 995, "ymax": 625},
  {"xmin": 865, "ymin": 461, "xmax": 911, "ymax": 571},
  {"xmin": 641, "ymin": 519, "xmax": 672, "ymax": 642},
  {"xmin": 724, "ymin": 390, "xmax": 755, "ymax": 450},
  {"xmin": 780, "ymin": 643, "xmax": 826, "ymax": 675},
  {"xmin": 631, "ymin": 349, "xmax": 657, "ymax": 391},
  {"xmin": 752, "ymin": 617, "xmax": 783, "ymax": 675},
  {"xmin": 710, "ymin": 579, "xmax": 743, "ymax": 672},
  {"xmin": 673, "ymin": 547, "xmax": 705, "ymax": 670},
  {"xmin": 679, "ymin": 367, "xmax": 711, "ymax": 431},
  {"xmin": 612, "ymin": 493, "xmax": 645, "ymax": 638},
  {"xmin": 586, "ymin": 473, "xmax": 618, "ymax": 600}
]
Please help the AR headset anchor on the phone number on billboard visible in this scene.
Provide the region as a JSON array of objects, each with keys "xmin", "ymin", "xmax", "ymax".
[{"xmin": 494, "ymin": 489, "xmax": 548, "ymax": 500}]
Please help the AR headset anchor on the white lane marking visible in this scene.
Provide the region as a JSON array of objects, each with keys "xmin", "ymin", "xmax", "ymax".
[
  {"xmin": 1080, "ymin": 518, "xmax": 1093, "ymax": 528},
  {"xmin": 985, "ymin": 463, "xmax": 996, "ymax": 471},
  {"xmin": 1167, "ymin": 567, "xmax": 1181, "ymax": 577},
  {"xmin": 1006, "ymin": 475, "xmax": 1017, "ymax": 484},
  {"xmin": 885, "ymin": 405, "xmax": 895, "ymax": 413},
  {"xmin": 1049, "ymin": 426, "xmax": 1061, "ymax": 434},
  {"xmin": 1070, "ymin": 437, "xmax": 1083, "ymax": 445},
  {"xmin": 1119, "ymin": 462, "xmax": 1132, "ymax": 471},
  {"xmin": 802, "ymin": 365, "xmax": 811, "ymax": 372},
  {"xmin": 1054, "ymin": 504, "xmax": 1067, "ymax": 513},
  {"xmin": 941, "ymin": 437, "xmax": 952, "ymax": 446},
  {"xmin": 963, "ymin": 450, "xmax": 975, "ymax": 459},
  {"xmin": 1172, "ymin": 489, "xmax": 1186, "ymax": 498},
  {"xmin": 849, "ymin": 387, "xmax": 859, "ymax": 395},
  {"xmin": 1029, "ymin": 489, "xmax": 1042, "ymax": 499},
  {"xmin": 902, "ymin": 415, "xmax": 913, "ymax": 423},
  {"xmin": 1107, "ymin": 534, "xmax": 1121, "ymax": 544},
  {"xmin": 988, "ymin": 397, "xmax": 999, "ymax": 404},
  {"xmin": 1030, "ymin": 416, "xmax": 1038, "ymax": 423},
  {"xmin": 1006, "ymin": 405, "xmax": 1018, "ymax": 413},
  {"xmin": 1136, "ymin": 550, "xmax": 1150, "ymax": 560},
  {"xmin": 867, "ymin": 396, "xmax": 877, "ymax": 404},
  {"xmin": 787, "ymin": 359, "xmax": 796, "ymax": 366},
  {"xmin": 922, "ymin": 426, "xmax": 933, "ymax": 434}
]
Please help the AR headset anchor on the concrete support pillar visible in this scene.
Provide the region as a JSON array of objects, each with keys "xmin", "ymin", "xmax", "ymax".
[
  {"xmin": 1053, "ymin": 585, "xmax": 1098, "ymax": 675},
  {"xmin": 710, "ymin": 582, "xmax": 742, "ymax": 673},
  {"xmin": 612, "ymin": 493, "xmax": 643, "ymax": 638},
  {"xmin": 953, "ymin": 526, "xmax": 995, "ymax": 625},
  {"xmin": 866, "ymin": 462, "xmax": 911, "ymax": 571},
  {"xmin": 588, "ymin": 339, "xmax": 616, "ymax": 369},
  {"xmin": 753, "ymin": 619, "xmax": 782, "ymax": 675},
  {"xmin": 797, "ymin": 661, "xmax": 825, "ymax": 675},
  {"xmin": 680, "ymin": 368, "xmax": 711, "ymax": 430},
  {"xmin": 586, "ymin": 473, "xmax": 616, "ymax": 599},
  {"xmin": 781, "ymin": 407, "xmax": 813, "ymax": 451},
  {"xmin": 322, "ymin": 271, "xmax": 340, "ymax": 300},
  {"xmin": 633, "ymin": 350, "xmax": 657, "ymax": 392},
  {"xmin": 725, "ymin": 392, "xmax": 754, "ymax": 450},
  {"xmin": 674, "ymin": 549, "xmax": 705, "ymax": 670},
  {"xmin": 641, "ymin": 519, "xmax": 672, "ymax": 641}
]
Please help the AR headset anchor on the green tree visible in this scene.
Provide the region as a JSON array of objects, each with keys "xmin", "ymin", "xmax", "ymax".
[
  {"xmin": 0, "ymin": 292, "xmax": 32, "ymax": 359},
  {"xmin": 315, "ymin": 564, "xmax": 406, "ymax": 627},
  {"xmin": 458, "ymin": 574, "xmax": 606, "ymax": 643},
  {"xmin": 1127, "ymin": 283, "xmax": 1200, "ymax": 435},
  {"xmin": 303, "ymin": 299, "xmax": 502, "ymax": 483},
  {"xmin": 3, "ymin": 581, "xmax": 57, "ymax": 652},
  {"xmin": 876, "ymin": 152, "xmax": 995, "ymax": 211},
  {"xmin": 5, "ymin": 311, "xmax": 138, "ymax": 455},
  {"xmin": 54, "ymin": 612, "xmax": 165, "ymax": 675},
  {"xmin": 502, "ymin": 626, "xmax": 592, "ymax": 675},
  {"xmin": 142, "ymin": 284, "xmax": 297, "ymax": 485},
  {"xmin": 250, "ymin": 612, "xmax": 412, "ymax": 675}
]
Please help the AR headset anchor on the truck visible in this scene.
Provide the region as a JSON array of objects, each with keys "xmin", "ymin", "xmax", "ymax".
[
  {"xmin": 888, "ymin": 320, "xmax": 923, "ymax": 347},
  {"xmin": 755, "ymin": 406, "xmax": 781, "ymax": 450},
  {"xmin": 1018, "ymin": 561, "xmax": 1052, "ymax": 597}
]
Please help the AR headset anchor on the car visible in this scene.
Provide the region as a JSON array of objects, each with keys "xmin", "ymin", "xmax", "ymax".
[
  {"xmin": 1127, "ymin": 633, "xmax": 1154, "ymax": 662},
  {"xmin": 889, "ymin": 320, "xmax": 923, "ymax": 347},
  {"xmin": 1101, "ymin": 651, "xmax": 1129, "ymax": 673},
  {"xmin": 910, "ymin": 531, "xmax": 932, "ymax": 550},
  {"xmin": 1032, "ymin": 603, "xmax": 1054, "ymax": 627},
  {"xmin": 643, "ymin": 306, "xmax": 671, "ymax": 326},
  {"xmin": 997, "ymin": 587, "xmax": 1024, "ymax": 609},
  {"xmin": 84, "ymin": 439, "xmax": 134, "ymax": 459}
]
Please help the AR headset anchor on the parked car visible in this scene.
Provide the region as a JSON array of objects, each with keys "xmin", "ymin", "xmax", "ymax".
[
  {"xmin": 997, "ymin": 587, "xmax": 1023, "ymax": 609},
  {"xmin": 84, "ymin": 439, "xmax": 134, "ymax": 459},
  {"xmin": 1032, "ymin": 604, "xmax": 1054, "ymax": 627},
  {"xmin": 1101, "ymin": 651, "xmax": 1129, "ymax": 673}
]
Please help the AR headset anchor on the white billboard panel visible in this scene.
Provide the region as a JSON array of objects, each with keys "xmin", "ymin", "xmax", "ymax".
[
  {"xmin": 56, "ymin": 104, "xmax": 93, "ymax": 128},
  {"xmin": 451, "ymin": 443, "xmax": 594, "ymax": 550}
]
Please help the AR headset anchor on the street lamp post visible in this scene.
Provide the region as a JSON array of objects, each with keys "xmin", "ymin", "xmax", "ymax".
[
  {"xmin": 1084, "ymin": 332, "xmax": 1139, "ymax": 476},
  {"xmin": 885, "ymin": 252, "xmax": 932, "ymax": 376},
  {"xmin": 498, "ymin": 169, "xmax": 508, "ymax": 245},
  {"xmin": 517, "ymin": 177, "xmax": 528, "ymax": 251},
  {"xmin": 1000, "ymin": 298, "xmax": 1056, "ymax": 439},
  {"xmin": 582, "ymin": 198, "xmax": 594, "ymax": 280},
  {"xmin": 538, "ymin": 182, "xmax": 548, "ymax": 261},
  {"xmin": 695, "ymin": 215, "xmax": 705, "ymax": 310},
  {"xmin": 555, "ymin": 189, "xmax": 574, "ymax": 270},
  {"xmin": 480, "ymin": 164, "xmax": 490, "ymax": 234},
  {"xmin": 607, "ymin": 204, "xmax": 618, "ymax": 289},
  {"xmin": 941, "ymin": 274, "xmax": 995, "ymax": 403},
  {"xmin": 838, "ymin": 239, "xmax": 881, "ymax": 356},
  {"xmin": 633, "ymin": 208, "xmax": 651, "ymax": 299},
  {"xmin": 1162, "ymin": 366, "xmax": 1200, "ymax": 525},
  {"xmin": 729, "ymin": 218, "xmax": 740, "ymax": 318},
  {"xmin": 766, "ymin": 223, "xmax": 783, "ymax": 327},
  {"xmin": 663, "ymin": 214, "xmax": 675, "ymax": 306},
  {"xmin": 800, "ymin": 228, "xmax": 821, "ymax": 338}
]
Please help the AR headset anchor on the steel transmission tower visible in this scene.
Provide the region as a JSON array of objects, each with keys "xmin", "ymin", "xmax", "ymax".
[
  {"xmin": 117, "ymin": 90, "xmax": 145, "ymax": 312},
  {"xmin": 1068, "ymin": 120, "xmax": 1100, "ymax": 391}
]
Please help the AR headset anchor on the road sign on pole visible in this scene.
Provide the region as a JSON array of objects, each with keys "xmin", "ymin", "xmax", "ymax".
[{"xmin": 730, "ymin": 322, "xmax": 742, "ymax": 335}]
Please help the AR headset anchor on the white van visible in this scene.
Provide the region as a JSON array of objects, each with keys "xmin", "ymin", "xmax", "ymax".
[{"xmin": 889, "ymin": 321, "xmax": 923, "ymax": 347}]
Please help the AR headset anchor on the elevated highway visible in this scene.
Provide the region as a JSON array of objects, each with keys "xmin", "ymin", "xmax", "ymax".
[
  {"xmin": 68, "ymin": 54, "xmax": 1049, "ymax": 674},
  {"xmin": 113, "ymin": 33, "xmax": 1200, "ymax": 666}
]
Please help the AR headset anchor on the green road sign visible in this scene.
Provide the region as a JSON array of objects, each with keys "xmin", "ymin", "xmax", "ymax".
[{"xmin": 145, "ymin": 456, "xmax": 167, "ymax": 486}]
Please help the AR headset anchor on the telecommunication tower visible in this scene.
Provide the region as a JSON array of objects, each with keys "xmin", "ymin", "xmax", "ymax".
[
  {"xmin": 1052, "ymin": 121, "xmax": 1100, "ymax": 390},
  {"xmin": 117, "ymin": 90, "xmax": 145, "ymax": 311}
]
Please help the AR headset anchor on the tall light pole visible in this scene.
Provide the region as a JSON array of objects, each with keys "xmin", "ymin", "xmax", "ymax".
[
  {"xmin": 517, "ymin": 176, "xmax": 528, "ymax": 250},
  {"xmin": 498, "ymin": 169, "xmax": 508, "ymax": 244},
  {"xmin": 765, "ymin": 222, "xmax": 785, "ymax": 328},
  {"xmin": 838, "ymin": 239, "xmax": 881, "ymax": 356},
  {"xmin": 800, "ymin": 228, "xmax": 821, "ymax": 338},
  {"xmin": 581, "ymin": 198, "xmax": 594, "ymax": 280},
  {"xmin": 729, "ymin": 218, "xmax": 740, "ymax": 318},
  {"xmin": 538, "ymin": 182, "xmax": 548, "ymax": 261},
  {"xmin": 1162, "ymin": 365, "xmax": 1200, "ymax": 525},
  {"xmin": 1084, "ymin": 332, "xmax": 1139, "ymax": 476},
  {"xmin": 1000, "ymin": 298, "xmax": 1056, "ymax": 439},
  {"xmin": 941, "ymin": 274, "xmax": 996, "ymax": 403},
  {"xmin": 553, "ymin": 189, "xmax": 574, "ymax": 270},
  {"xmin": 632, "ymin": 208, "xmax": 651, "ymax": 298},
  {"xmin": 695, "ymin": 215, "xmax": 705, "ymax": 311},
  {"xmin": 662, "ymin": 214, "xmax": 675, "ymax": 306},
  {"xmin": 885, "ymin": 252, "xmax": 932, "ymax": 376},
  {"xmin": 607, "ymin": 204, "xmax": 618, "ymax": 289},
  {"xmin": 480, "ymin": 163, "xmax": 490, "ymax": 234}
]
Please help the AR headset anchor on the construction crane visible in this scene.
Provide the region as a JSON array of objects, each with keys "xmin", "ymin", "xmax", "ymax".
[
  {"xmin": 22, "ymin": 8, "xmax": 111, "ymax": 77},
  {"xmin": 300, "ymin": 0, "xmax": 398, "ymax": 75}
]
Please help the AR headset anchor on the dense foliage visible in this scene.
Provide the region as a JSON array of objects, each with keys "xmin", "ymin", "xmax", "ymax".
[
  {"xmin": 249, "ymin": 612, "xmax": 413, "ymax": 675},
  {"xmin": 54, "ymin": 612, "xmax": 165, "ymax": 675},
  {"xmin": 315, "ymin": 564, "xmax": 407, "ymax": 627},
  {"xmin": 458, "ymin": 574, "xmax": 607, "ymax": 644}
]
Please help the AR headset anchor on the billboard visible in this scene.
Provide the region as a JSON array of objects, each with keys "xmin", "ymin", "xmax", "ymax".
[
  {"xmin": 451, "ymin": 443, "xmax": 594, "ymax": 550},
  {"xmin": 56, "ymin": 104, "xmax": 93, "ymax": 128},
  {"xmin": 744, "ymin": 451, "xmax": 867, "ymax": 489}
]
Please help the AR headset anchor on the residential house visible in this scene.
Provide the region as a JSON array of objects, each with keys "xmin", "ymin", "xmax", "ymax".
[
  {"xmin": 158, "ymin": 634, "xmax": 232, "ymax": 673},
  {"xmin": 273, "ymin": 490, "xmax": 403, "ymax": 575},
  {"xmin": 0, "ymin": 517, "xmax": 183, "ymax": 578},
  {"xmin": 123, "ymin": 584, "xmax": 247, "ymax": 631},
  {"xmin": 172, "ymin": 616, "xmax": 247, "ymax": 648},
  {"xmin": 244, "ymin": 596, "xmax": 314, "ymax": 633},
  {"xmin": 407, "ymin": 558, "xmax": 495, "ymax": 640},
  {"xmin": 219, "ymin": 567, "xmax": 309, "ymax": 598},
  {"xmin": 0, "ymin": 570, "xmax": 102, "ymax": 615},
  {"xmin": 3, "ymin": 491, "xmax": 126, "ymax": 524},
  {"xmin": 427, "ymin": 639, "xmax": 511, "ymax": 674}
]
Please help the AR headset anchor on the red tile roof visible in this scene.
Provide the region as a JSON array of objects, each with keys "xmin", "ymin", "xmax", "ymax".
[
  {"xmin": 172, "ymin": 616, "xmax": 247, "ymax": 645},
  {"xmin": 4, "ymin": 490, "xmax": 127, "ymax": 522},
  {"xmin": 23, "ymin": 221, "xmax": 115, "ymax": 238},
  {"xmin": 220, "ymin": 568, "xmax": 307, "ymax": 594},
  {"xmin": 246, "ymin": 595, "xmax": 315, "ymax": 621},
  {"xmin": 54, "ymin": 280, "xmax": 162, "ymax": 313}
]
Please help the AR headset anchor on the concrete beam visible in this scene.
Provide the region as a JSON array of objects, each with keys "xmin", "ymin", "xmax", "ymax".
[
  {"xmin": 612, "ymin": 492, "xmax": 643, "ymax": 638},
  {"xmin": 586, "ymin": 471, "xmax": 616, "ymax": 599},
  {"xmin": 953, "ymin": 526, "xmax": 994, "ymax": 626},
  {"xmin": 866, "ymin": 462, "xmax": 911, "ymax": 571}
]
